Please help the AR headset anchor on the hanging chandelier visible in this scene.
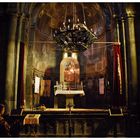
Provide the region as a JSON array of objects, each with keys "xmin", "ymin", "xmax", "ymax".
[{"xmin": 53, "ymin": 3, "xmax": 97, "ymax": 52}]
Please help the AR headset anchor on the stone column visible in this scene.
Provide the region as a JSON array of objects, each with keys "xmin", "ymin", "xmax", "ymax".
[
  {"xmin": 121, "ymin": 16, "xmax": 128, "ymax": 106},
  {"xmin": 114, "ymin": 15, "xmax": 120, "ymax": 42},
  {"xmin": 14, "ymin": 13, "xmax": 23, "ymax": 109},
  {"xmin": 23, "ymin": 16, "xmax": 29, "ymax": 109},
  {"xmin": 5, "ymin": 13, "xmax": 18, "ymax": 114},
  {"xmin": 17, "ymin": 15, "xmax": 30, "ymax": 109},
  {"xmin": 25, "ymin": 23, "xmax": 36, "ymax": 109},
  {"xmin": 125, "ymin": 5, "xmax": 138, "ymax": 110},
  {"xmin": 112, "ymin": 14, "xmax": 123, "ymax": 106}
]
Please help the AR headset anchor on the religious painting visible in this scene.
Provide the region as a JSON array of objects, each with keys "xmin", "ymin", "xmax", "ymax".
[
  {"xmin": 64, "ymin": 61, "xmax": 75, "ymax": 82},
  {"xmin": 60, "ymin": 57, "xmax": 80, "ymax": 84}
]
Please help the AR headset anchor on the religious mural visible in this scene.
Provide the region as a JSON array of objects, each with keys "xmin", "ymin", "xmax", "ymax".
[{"xmin": 82, "ymin": 43, "xmax": 107, "ymax": 77}]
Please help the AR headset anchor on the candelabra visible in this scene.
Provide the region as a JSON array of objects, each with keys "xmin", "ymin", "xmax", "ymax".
[{"xmin": 53, "ymin": 4, "xmax": 97, "ymax": 52}]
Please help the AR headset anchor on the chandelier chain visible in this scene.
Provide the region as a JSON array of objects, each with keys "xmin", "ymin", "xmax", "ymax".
[
  {"xmin": 64, "ymin": 4, "xmax": 67, "ymax": 24},
  {"xmin": 82, "ymin": 3, "xmax": 86, "ymax": 24}
]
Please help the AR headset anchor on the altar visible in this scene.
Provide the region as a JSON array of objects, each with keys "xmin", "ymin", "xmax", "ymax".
[
  {"xmin": 53, "ymin": 51, "xmax": 85, "ymax": 108},
  {"xmin": 54, "ymin": 89, "xmax": 85, "ymax": 108}
]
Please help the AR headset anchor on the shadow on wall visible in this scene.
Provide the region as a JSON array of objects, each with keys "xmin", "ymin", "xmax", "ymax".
[{"xmin": 39, "ymin": 68, "xmax": 55, "ymax": 108}]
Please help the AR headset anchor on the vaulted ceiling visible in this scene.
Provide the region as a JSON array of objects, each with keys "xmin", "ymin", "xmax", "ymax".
[{"xmin": 30, "ymin": 3, "xmax": 115, "ymax": 41}]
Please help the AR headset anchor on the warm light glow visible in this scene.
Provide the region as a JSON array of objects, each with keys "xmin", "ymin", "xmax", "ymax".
[
  {"xmin": 72, "ymin": 52, "xmax": 78, "ymax": 59},
  {"xmin": 63, "ymin": 52, "xmax": 68, "ymax": 58}
]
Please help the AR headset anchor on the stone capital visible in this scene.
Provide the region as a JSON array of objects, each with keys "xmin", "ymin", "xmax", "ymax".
[{"xmin": 125, "ymin": 4, "xmax": 135, "ymax": 18}]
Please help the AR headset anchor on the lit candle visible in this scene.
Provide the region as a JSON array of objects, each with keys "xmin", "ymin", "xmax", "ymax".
[
  {"xmin": 56, "ymin": 81, "xmax": 58, "ymax": 85},
  {"xmin": 77, "ymin": 18, "xmax": 79, "ymax": 23},
  {"xmin": 75, "ymin": 24, "xmax": 78, "ymax": 29}
]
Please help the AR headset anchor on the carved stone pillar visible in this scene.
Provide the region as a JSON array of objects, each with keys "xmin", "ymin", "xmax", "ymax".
[
  {"xmin": 120, "ymin": 16, "xmax": 128, "ymax": 106},
  {"xmin": 17, "ymin": 15, "xmax": 30, "ymax": 109},
  {"xmin": 112, "ymin": 14, "xmax": 123, "ymax": 106},
  {"xmin": 125, "ymin": 5, "xmax": 138, "ymax": 110},
  {"xmin": 114, "ymin": 15, "xmax": 120, "ymax": 42},
  {"xmin": 5, "ymin": 13, "xmax": 18, "ymax": 113},
  {"xmin": 14, "ymin": 13, "xmax": 23, "ymax": 109},
  {"xmin": 25, "ymin": 23, "xmax": 36, "ymax": 109}
]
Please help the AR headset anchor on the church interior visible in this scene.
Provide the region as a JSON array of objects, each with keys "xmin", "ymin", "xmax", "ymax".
[{"xmin": 0, "ymin": 2, "xmax": 140, "ymax": 137}]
